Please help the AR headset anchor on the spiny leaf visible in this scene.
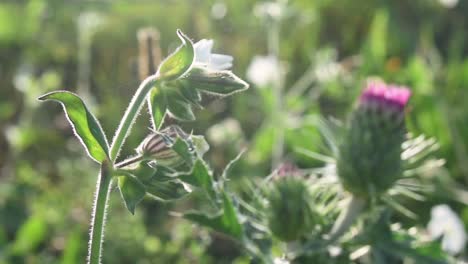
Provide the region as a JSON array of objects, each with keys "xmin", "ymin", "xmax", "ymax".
[
  {"xmin": 184, "ymin": 192, "xmax": 243, "ymax": 239},
  {"xmin": 118, "ymin": 175, "xmax": 146, "ymax": 214},
  {"xmin": 38, "ymin": 91, "xmax": 109, "ymax": 163}
]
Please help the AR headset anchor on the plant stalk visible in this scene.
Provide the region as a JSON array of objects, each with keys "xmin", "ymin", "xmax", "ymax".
[
  {"xmin": 110, "ymin": 74, "xmax": 159, "ymax": 161},
  {"xmin": 88, "ymin": 162, "xmax": 112, "ymax": 264},
  {"xmin": 327, "ymin": 195, "xmax": 366, "ymax": 243},
  {"xmin": 88, "ymin": 74, "xmax": 159, "ymax": 263}
]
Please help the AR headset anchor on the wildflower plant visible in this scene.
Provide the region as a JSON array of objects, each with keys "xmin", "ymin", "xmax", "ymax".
[
  {"xmin": 39, "ymin": 30, "xmax": 248, "ymax": 263},
  {"xmin": 39, "ymin": 28, "xmax": 455, "ymax": 264}
]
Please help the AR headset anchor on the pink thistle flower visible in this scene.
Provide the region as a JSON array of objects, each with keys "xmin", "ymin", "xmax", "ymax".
[
  {"xmin": 360, "ymin": 82, "xmax": 411, "ymax": 111},
  {"xmin": 336, "ymin": 80, "xmax": 412, "ymax": 197}
]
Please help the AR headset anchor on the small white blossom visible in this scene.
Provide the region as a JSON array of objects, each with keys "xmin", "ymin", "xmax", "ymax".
[
  {"xmin": 439, "ymin": 0, "xmax": 458, "ymax": 8},
  {"xmin": 428, "ymin": 204, "xmax": 466, "ymax": 255},
  {"xmin": 246, "ymin": 55, "xmax": 281, "ymax": 88},
  {"xmin": 206, "ymin": 118, "xmax": 243, "ymax": 146},
  {"xmin": 193, "ymin": 39, "xmax": 233, "ymax": 70},
  {"xmin": 273, "ymin": 258, "xmax": 290, "ymax": 264},
  {"xmin": 254, "ymin": 2, "xmax": 285, "ymax": 20}
]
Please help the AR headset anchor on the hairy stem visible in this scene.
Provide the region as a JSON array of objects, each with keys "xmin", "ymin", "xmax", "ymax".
[
  {"xmin": 110, "ymin": 74, "xmax": 159, "ymax": 161},
  {"xmin": 88, "ymin": 74, "xmax": 159, "ymax": 263},
  {"xmin": 88, "ymin": 162, "xmax": 112, "ymax": 264}
]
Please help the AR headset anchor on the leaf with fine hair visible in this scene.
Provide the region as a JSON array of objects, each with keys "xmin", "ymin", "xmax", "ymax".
[
  {"xmin": 148, "ymin": 87, "xmax": 167, "ymax": 130},
  {"xmin": 166, "ymin": 92, "xmax": 195, "ymax": 121},
  {"xmin": 178, "ymin": 159, "xmax": 216, "ymax": 198},
  {"xmin": 118, "ymin": 175, "xmax": 146, "ymax": 215},
  {"xmin": 184, "ymin": 66, "xmax": 249, "ymax": 96},
  {"xmin": 157, "ymin": 29, "xmax": 194, "ymax": 81},
  {"xmin": 38, "ymin": 91, "xmax": 109, "ymax": 163}
]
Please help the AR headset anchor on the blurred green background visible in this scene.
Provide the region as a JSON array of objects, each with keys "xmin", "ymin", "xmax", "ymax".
[{"xmin": 1, "ymin": 0, "xmax": 468, "ymax": 263}]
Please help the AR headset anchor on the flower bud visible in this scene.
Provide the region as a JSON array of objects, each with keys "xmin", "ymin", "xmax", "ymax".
[
  {"xmin": 266, "ymin": 177, "xmax": 317, "ymax": 241},
  {"xmin": 136, "ymin": 126, "xmax": 190, "ymax": 168},
  {"xmin": 337, "ymin": 82, "xmax": 411, "ymax": 197}
]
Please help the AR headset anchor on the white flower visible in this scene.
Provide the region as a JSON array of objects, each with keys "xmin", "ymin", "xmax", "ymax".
[
  {"xmin": 254, "ymin": 2, "xmax": 285, "ymax": 20},
  {"xmin": 439, "ymin": 0, "xmax": 458, "ymax": 8},
  {"xmin": 206, "ymin": 118, "xmax": 243, "ymax": 146},
  {"xmin": 246, "ymin": 55, "xmax": 281, "ymax": 88},
  {"xmin": 428, "ymin": 204, "xmax": 466, "ymax": 255},
  {"xmin": 193, "ymin": 39, "xmax": 233, "ymax": 70},
  {"xmin": 273, "ymin": 258, "xmax": 290, "ymax": 264}
]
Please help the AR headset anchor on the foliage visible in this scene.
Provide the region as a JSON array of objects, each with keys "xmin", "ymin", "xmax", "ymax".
[{"xmin": 1, "ymin": 0, "xmax": 468, "ymax": 263}]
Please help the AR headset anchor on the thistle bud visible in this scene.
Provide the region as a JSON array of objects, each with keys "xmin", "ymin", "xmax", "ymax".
[
  {"xmin": 266, "ymin": 177, "xmax": 317, "ymax": 241},
  {"xmin": 136, "ymin": 126, "xmax": 190, "ymax": 168},
  {"xmin": 337, "ymin": 82, "xmax": 411, "ymax": 197}
]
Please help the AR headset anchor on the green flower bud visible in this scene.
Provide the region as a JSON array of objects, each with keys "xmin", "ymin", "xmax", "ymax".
[
  {"xmin": 337, "ymin": 82, "xmax": 411, "ymax": 197},
  {"xmin": 136, "ymin": 125, "xmax": 190, "ymax": 168},
  {"xmin": 266, "ymin": 177, "xmax": 317, "ymax": 241}
]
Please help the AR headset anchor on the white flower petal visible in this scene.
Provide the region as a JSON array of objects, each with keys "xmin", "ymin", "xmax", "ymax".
[
  {"xmin": 428, "ymin": 204, "xmax": 467, "ymax": 255},
  {"xmin": 194, "ymin": 39, "xmax": 214, "ymax": 64},
  {"xmin": 210, "ymin": 54, "xmax": 233, "ymax": 70},
  {"xmin": 193, "ymin": 39, "xmax": 233, "ymax": 70}
]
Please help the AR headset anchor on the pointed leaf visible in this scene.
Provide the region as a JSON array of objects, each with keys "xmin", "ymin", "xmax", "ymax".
[
  {"xmin": 191, "ymin": 135, "xmax": 210, "ymax": 158},
  {"xmin": 222, "ymin": 150, "xmax": 245, "ymax": 181},
  {"xmin": 179, "ymin": 82, "xmax": 202, "ymax": 106},
  {"xmin": 118, "ymin": 175, "xmax": 146, "ymax": 214},
  {"xmin": 184, "ymin": 66, "xmax": 249, "ymax": 96},
  {"xmin": 178, "ymin": 159, "xmax": 215, "ymax": 198},
  {"xmin": 184, "ymin": 192, "xmax": 243, "ymax": 239},
  {"xmin": 144, "ymin": 180, "xmax": 188, "ymax": 201},
  {"xmin": 148, "ymin": 86, "xmax": 167, "ymax": 130},
  {"xmin": 38, "ymin": 91, "xmax": 109, "ymax": 163},
  {"xmin": 157, "ymin": 29, "xmax": 194, "ymax": 81},
  {"xmin": 171, "ymin": 137, "xmax": 194, "ymax": 166},
  {"xmin": 166, "ymin": 92, "xmax": 195, "ymax": 121}
]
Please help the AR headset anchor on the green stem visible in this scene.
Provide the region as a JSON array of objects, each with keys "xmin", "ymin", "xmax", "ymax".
[
  {"xmin": 327, "ymin": 195, "xmax": 366, "ymax": 243},
  {"xmin": 110, "ymin": 74, "xmax": 159, "ymax": 161},
  {"xmin": 88, "ymin": 162, "xmax": 112, "ymax": 264},
  {"xmin": 115, "ymin": 155, "xmax": 145, "ymax": 169},
  {"xmin": 88, "ymin": 74, "xmax": 159, "ymax": 263},
  {"xmin": 268, "ymin": 15, "xmax": 284, "ymax": 170}
]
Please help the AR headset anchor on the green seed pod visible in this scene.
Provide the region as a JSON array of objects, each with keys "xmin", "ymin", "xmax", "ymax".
[
  {"xmin": 266, "ymin": 177, "xmax": 317, "ymax": 241},
  {"xmin": 337, "ymin": 82, "xmax": 411, "ymax": 197}
]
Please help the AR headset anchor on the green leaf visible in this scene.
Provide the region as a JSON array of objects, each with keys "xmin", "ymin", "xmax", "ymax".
[
  {"xmin": 118, "ymin": 175, "xmax": 146, "ymax": 214},
  {"xmin": 178, "ymin": 159, "xmax": 215, "ymax": 198},
  {"xmin": 148, "ymin": 86, "xmax": 167, "ymax": 130},
  {"xmin": 131, "ymin": 162, "xmax": 177, "ymax": 182},
  {"xmin": 61, "ymin": 229, "xmax": 83, "ymax": 264},
  {"xmin": 38, "ymin": 91, "xmax": 109, "ymax": 163},
  {"xmin": 190, "ymin": 135, "xmax": 210, "ymax": 158},
  {"xmin": 184, "ymin": 192, "xmax": 243, "ymax": 239},
  {"xmin": 144, "ymin": 180, "xmax": 188, "ymax": 201},
  {"xmin": 221, "ymin": 150, "xmax": 245, "ymax": 181},
  {"xmin": 11, "ymin": 215, "xmax": 47, "ymax": 255},
  {"xmin": 157, "ymin": 29, "xmax": 194, "ymax": 81},
  {"xmin": 166, "ymin": 92, "xmax": 195, "ymax": 121},
  {"xmin": 171, "ymin": 137, "xmax": 194, "ymax": 166},
  {"xmin": 179, "ymin": 82, "xmax": 202, "ymax": 106},
  {"xmin": 184, "ymin": 66, "xmax": 249, "ymax": 96}
]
